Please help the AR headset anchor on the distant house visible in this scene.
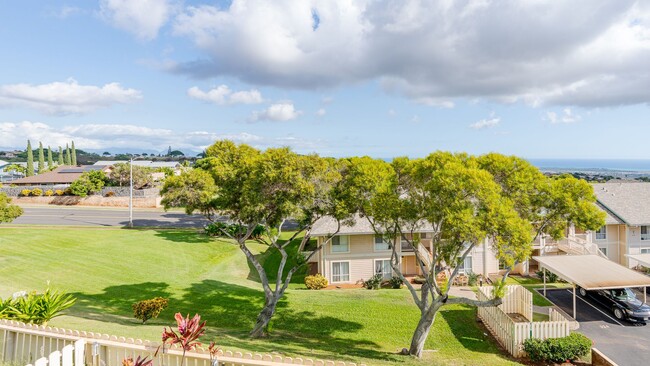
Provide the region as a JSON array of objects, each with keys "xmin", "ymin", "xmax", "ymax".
[
  {"xmin": 0, "ymin": 160, "xmax": 25, "ymax": 183},
  {"xmin": 94, "ymin": 161, "xmax": 182, "ymax": 178},
  {"xmin": 9, "ymin": 165, "xmax": 110, "ymax": 186},
  {"xmin": 307, "ymin": 214, "xmax": 499, "ymax": 285}
]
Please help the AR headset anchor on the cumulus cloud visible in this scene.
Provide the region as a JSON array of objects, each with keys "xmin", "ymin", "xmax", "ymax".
[
  {"xmin": 187, "ymin": 85, "xmax": 264, "ymax": 105},
  {"xmin": 0, "ymin": 121, "xmax": 320, "ymax": 153},
  {"xmin": 470, "ymin": 117, "xmax": 500, "ymax": 129},
  {"xmin": 170, "ymin": 0, "xmax": 650, "ymax": 107},
  {"xmin": 0, "ymin": 79, "xmax": 142, "ymax": 115},
  {"xmin": 316, "ymin": 108, "xmax": 326, "ymax": 116},
  {"xmin": 546, "ymin": 108, "xmax": 581, "ymax": 124},
  {"xmin": 100, "ymin": 0, "xmax": 175, "ymax": 40},
  {"xmin": 250, "ymin": 103, "xmax": 302, "ymax": 122}
]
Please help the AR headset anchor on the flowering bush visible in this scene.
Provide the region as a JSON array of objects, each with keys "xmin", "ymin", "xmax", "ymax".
[{"xmin": 305, "ymin": 274, "xmax": 328, "ymax": 290}]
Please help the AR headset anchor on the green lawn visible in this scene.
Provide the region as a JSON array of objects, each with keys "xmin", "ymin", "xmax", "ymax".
[
  {"xmin": 0, "ymin": 228, "xmax": 521, "ymax": 366},
  {"xmin": 504, "ymin": 275, "xmax": 569, "ymax": 307}
]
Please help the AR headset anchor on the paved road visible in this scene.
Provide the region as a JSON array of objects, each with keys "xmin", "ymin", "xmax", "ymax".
[
  {"xmin": 10, "ymin": 205, "xmax": 209, "ymax": 228},
  {"xmin": 541, "ymin": 288, "xmax": 650, "ymax": 366}
]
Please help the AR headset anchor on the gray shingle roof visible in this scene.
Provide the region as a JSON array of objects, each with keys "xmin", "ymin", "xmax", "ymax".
[
  {"xmin": 593, "ymin": 183, "xmax": 650, "ymax": 225},
  {"xmin": 311, "ymin": 213, "xmax": 434, "ymax": 236}
]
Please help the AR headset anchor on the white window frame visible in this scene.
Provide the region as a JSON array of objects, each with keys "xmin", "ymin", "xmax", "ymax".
[
  {"xmin": 374, "ymin": 259, "xmax": 393, "ymax": 279},
  {"xmin": 642, "ymin": 226, "xmax": 650, "ymax": 241},
  {"xmin": 599, "ymin": 247, "xmax": 608, "ymax": 256},
  {"xmin": 641, "ymin": 248, "xmax": 650, "ymax": 254},
  {"xmin": 374, "ymin": 235, "xmax": 392, "ymax": 252},
  {"xmin": 595, "ymin": 226, "xmax": 607, "ymax": 240},
  {"xmin": 331, "ymin": 261, "xmax": 350, "ymax": 283},
  {"xmin": 458, "ymin": 256, "xmax": 473, "ymax": 274},
  {"xmin": 331, "ymin": 235, "xmax": 350, "ymax": 253}
]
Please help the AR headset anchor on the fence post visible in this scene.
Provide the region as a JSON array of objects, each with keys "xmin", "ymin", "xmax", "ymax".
[
  {"xmin": 62, "ymin": 344, "xmax": 73, "ymax": 366},
  {"xmin": 3, "ymin": 330, "xmax": 16, "ymax": 362},
  {"xmin": 74, "ymin": 339, "xmax": 86, "ymax": 366},
  {"xmin": 49, "ymin": 350, "xmax": 62, "ymax": 366},
  {"xmin": 35, "ymin": 357, "xmax": 48, "ymax": 366}
]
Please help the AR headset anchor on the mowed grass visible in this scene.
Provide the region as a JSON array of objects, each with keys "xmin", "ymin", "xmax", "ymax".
[
  {"xmin": 504, "ymin": 275, "xmax": 571, "ymax": 307},
  {"xmin": 0, "ymin": 228, "xmax": 521, "ymax": 366}
]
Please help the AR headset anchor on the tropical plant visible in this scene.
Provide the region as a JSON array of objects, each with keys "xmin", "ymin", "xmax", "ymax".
[
  {"xmin": 364, "ymin": 274, "xmax": 383, "ymax": 290},
  {"xmin": 389, "ymin": 276, "xmax": 403, "ymax": 289},
  {"xmin": 132, "ymin": 297, "xmax": 168, "ymax": 324},
  {"xmin": 467, "ymin": 272, "xmax": 479, "ymax": 286},
  {"xmin": 0, "ymin": 288, "xmax": 76, "ymax": 325},
  {"xmin": 122, "ymin": 355, "xmax": 153, "ymax": 366},
  {"xmin": 160, "ymin": 313, "xmax": 206, "ymax": 366}
]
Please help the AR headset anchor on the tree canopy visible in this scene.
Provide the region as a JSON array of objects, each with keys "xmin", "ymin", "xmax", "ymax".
[{"xmin": 0, "ymin": 193, "xmax": 23, "ymax": 224}]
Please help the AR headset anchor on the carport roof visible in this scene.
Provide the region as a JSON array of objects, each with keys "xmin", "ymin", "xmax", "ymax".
[
  {"xmin": 532, "ymin": 255, "xmax": 650, "ymax": 290},
  {"xmin": 625, "ymin": 253, "xmax": 650, "ymax": 268}
]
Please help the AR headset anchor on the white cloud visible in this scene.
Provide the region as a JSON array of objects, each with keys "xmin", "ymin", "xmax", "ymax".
[
  {"xmin": 52, "ymin": 6, "xmax": 83, "ymax": 18},
  {"xmin": 171, "ymin": 0, "xmax": 650, "ymax": 107},
  {"xmin": 0, "ymin": 79, "xmax": 142, "ymax": 115},
  {"xmin": 251, "ymin": 103, "xmax": 302, "ymax": 122},
  {"xmin": 187, "ymin": 85, "xmax": 264, "ymax": 105},
  {"xmin": 0, "ymin": 121, "xmax": 320, "ymax": 153},
  {"xmin": 100, "ymin": 0, "xmax": 175, "ymax": 40},
  {"xmin": 470, "ymin": 117, "xmax": 500, "ymax": 129},
  {"xmin": 316, "ymin": 108, "xmax": 326, "ymax": 116},
  {"xmin": 546, "ymin": 108, "xmax": 581, "ymax": 124}
]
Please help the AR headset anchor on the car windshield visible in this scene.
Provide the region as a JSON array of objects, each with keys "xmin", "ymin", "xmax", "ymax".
[{"xmin": 611, "ymin": 288, "xmax": 636, "ymax": 301}]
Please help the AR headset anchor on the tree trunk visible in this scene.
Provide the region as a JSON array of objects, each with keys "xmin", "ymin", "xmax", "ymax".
[
  {"xmin": 408, "ymin": 306, "xmax": 438, "ymax": 357},
  {"xmin": 250, "ymin": 296, "xmax": 279, "ymax": 338}
]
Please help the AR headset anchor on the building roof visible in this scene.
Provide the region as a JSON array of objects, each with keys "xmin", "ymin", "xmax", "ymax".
[
  {"xmin": 0, "ymin": 160, "xmax": 8, "ymax": 167},
  {"xmin": 533, "ymin": 254, "xmax": 650, "ymax": 290},
  {"xmin": 94, "ymin": 160, "xmax": 180, "ymax": 168},
  {"xmin": 626, "ymin": 254, "xmax": 650, "ymax": 268},
  {"xmin": 592, "ymin": 183, "xmax": 650, "ymax": 226},
  {"xmin": 9, "ymin": 165, "xmax": 104, "ymax": 185},
  {"xmin": 311, "ymin": 214, "xmax": 434, "ymax": 236}
]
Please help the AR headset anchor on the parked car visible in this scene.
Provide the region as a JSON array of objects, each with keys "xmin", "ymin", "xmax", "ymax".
[{"xmin": 578, "ymin": 287, "xmax": 650, "ymax": 322}]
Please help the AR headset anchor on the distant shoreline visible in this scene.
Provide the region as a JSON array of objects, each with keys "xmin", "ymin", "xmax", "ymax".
[{"xmin": 527, "ymin": 159, "xmax": 650, "ymax": 173}]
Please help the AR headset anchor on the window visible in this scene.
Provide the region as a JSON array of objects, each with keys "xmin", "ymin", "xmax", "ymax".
[
  {"xmin": 458, "ymin": 256, "xmax": 473, "ymax": 274},
  {"xmin": 331, "ymin": 262, "xmax": 350, "ymax": 282},
  {"xmin": 595, "ymin": 226, "xmax": 607, "ymax": 240},
  {"xmin": 641, "ymin": 248, "xmax": 650, "ymax": 254},
  {"xmin": 375, "ymin": 259, "xmax": 392, "ymax": 279},
  {"xmin": 331, "ymin": 236, "xmax": 349, "ymax": 253},
  {"xmin": 374, "ymin": 235, "xmax": 392, "ymax": 251},
  {"xmin": 642, "ymin": 226, "xmax": 650, "ymax": 241},
  {"xmin": 599, "ymin": 247, "xmax": 608, "ymax": 256},
  {"xmin": 422, "ymin": 232, "xmax": 432, "ymax": 239}
]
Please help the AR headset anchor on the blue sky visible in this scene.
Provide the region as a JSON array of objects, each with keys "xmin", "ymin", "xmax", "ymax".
[{"xmin": 1, "ymin": 0, "xmax": 650, "ymax": 159}]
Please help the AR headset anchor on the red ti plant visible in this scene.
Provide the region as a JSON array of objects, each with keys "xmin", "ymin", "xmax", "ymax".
[
  {"xmin": 122, "ymin": 355, "xmax": 153, "ymax": 366},
  {"xmin": 161, "ymin": 313, "xmax": 206, "ymax": 366},
  {"xmin": 208, "ymin": 341, "xmax": 221, "ymax": 366}
]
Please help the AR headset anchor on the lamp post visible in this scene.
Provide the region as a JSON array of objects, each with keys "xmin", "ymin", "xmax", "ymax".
[{"xmin": 128, "ymin": 157, "xmax": 133, "ymax": 228}]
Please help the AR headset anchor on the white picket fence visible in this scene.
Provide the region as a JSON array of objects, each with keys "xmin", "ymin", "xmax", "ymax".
[
  {"xmin": 0, "ymin": 320, "xmax": 366, "ymax": 366},
  {"xmin": 25, "ymin": 339, "xmax": 85, "ymax": 366},
  {"xmin": 477, "ymin": 285, "xmax": 571, "ymax": 358}
]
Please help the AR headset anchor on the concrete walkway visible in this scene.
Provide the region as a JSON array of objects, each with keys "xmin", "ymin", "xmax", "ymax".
[{"xmin": 447, "ymin": 286, "xmax": 477, "ymax": 300}]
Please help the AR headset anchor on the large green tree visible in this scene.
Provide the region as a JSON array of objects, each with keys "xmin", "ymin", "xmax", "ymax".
[
  {"xmin": 0, "ymin": 193, "xmax": 23, "ymax": 223},
  {"xmin": 109, "ymin": 163, "xmax": 153, "ymax": 189},
  {"xmin": 69, "ymin": 170, "xmax": 107, "ymax": 197},
  {"xmin": 161, "ymin": 140, "xmax": 352, "ymax": 338},
  {"xmin": 47, "ymin": 146, "xmax": 54, "ymax": 169},
  {"xmin": 37, "ymin": 142, "xmax": 45, "ymax": 173},
  {"xmin": 65, "ymin": 144, "xmax": 71, "ymax": 165},
  {"xmin": 342, "ymin": 153, "xmax": 532, "ymax": 357},
  {"xmin": 26, "ymin": 140, "xmax": 34, "ymax": 177},
  {"xmin": 58, "ymin": 146, "xmax": 64, "ymax": 165},
  {"xmin": 71, "ymin": 141, "xmax": 77, "ymax": 165}
]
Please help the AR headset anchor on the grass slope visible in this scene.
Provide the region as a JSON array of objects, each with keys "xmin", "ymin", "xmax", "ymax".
[{"xmin": 0, "ymin": 228, "xmax": 520, "ymax": 366}]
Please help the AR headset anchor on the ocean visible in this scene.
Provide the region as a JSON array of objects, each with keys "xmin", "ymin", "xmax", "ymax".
[{"xmin": 527, "ymin": 159, "xmax": 650, "ymax": 172}]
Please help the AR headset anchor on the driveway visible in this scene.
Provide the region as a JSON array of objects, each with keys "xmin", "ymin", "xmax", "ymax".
[{"xmin": 541, "ymin": 288, "xmax": 650, "ymax": 366}]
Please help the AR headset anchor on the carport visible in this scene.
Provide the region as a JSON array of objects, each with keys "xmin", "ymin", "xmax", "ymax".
[
  {"xmin": 626, "ymin": 253, "xmax": 650, "ymax": 270},
  {"xmin": 532, "ymin": 255, "xmax": 650, "ymax": 319}
]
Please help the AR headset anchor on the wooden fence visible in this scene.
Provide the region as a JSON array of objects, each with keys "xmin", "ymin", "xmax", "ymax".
[
  {"xmin": 0, "ymin": 320, "xmax": 365, "ymax": 366},
  {"xmin": 477, "ymin": 285, "xmax": 571, "ymax": 358}
]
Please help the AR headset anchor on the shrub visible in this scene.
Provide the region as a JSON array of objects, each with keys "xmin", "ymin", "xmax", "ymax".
[
  {"xmin": 55, "ymin": 189, "xmax": 65, "ymax": 196},
  {"xmin": 388, "ymin": 276, "xmax": 403, "ymax": 289},
  {"xmin": 467, "ymin": 272, "xmax": 479, "ymax": 286},
  {"xmin": 523, "ymin": 333, "xmax": 592, "ymax": 363},
  {"xmin": 70, "ymin": 170, "xmax": 107, "ymax": 197},
  {"xmin": 105, "ymin": 191, "xmax": 116, "ymax": 197},
  {"xmin": 536, "ymin": 270, "xmax": 559, "ymax": 283},
  {"xmin": 132, "ymin": 297, "xmax": 169, "ymax": 324},
  {"xmin": 30, "ymin": 188, "xmax": 43, "ymax": 196},
  {"xmin": 20, "ymin": 189, "xmax": 31, "ymax": 197},
  {"xmin": 0, "ymin": 288, "xmax": 76, "ymax": 325},
  {"xmin": 364, "ymin": 274, "xmax": 383, "ymax": 290},
  {"xmin": 304, "ymin": 274, "xmax": 328, "ymax": 290},
  {"xmin": 44, "ymin": 190, "xmax": 54, "ymax": 197}
]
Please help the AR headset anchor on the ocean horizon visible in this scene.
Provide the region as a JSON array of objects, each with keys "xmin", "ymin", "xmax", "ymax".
[{"xmin": 527, "ymin": 159, "xmax": 650, "ymax": 172}]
